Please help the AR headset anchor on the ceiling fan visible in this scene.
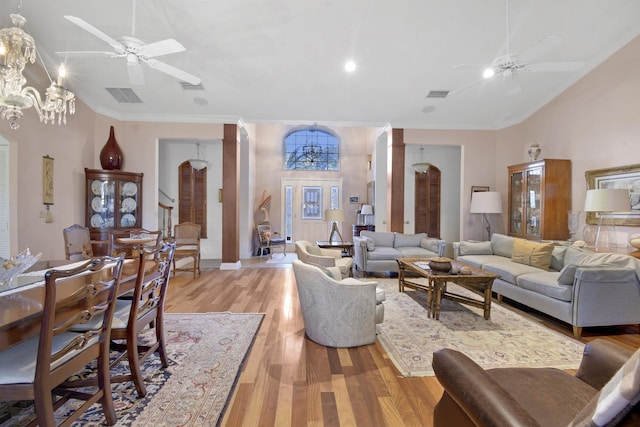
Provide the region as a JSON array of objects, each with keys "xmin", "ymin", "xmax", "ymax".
[
  {"xmin": 451, "ymin": 0, "xmax": 585, "ymax": 96},
  {"xmin": 57, "ymin": 2, "xmax": 201, "ymax": 86}
]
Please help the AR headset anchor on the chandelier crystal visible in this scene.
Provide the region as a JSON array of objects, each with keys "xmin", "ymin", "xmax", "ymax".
[
  {"xmin": 0, "ymin": 5, "xmax": 75, "ymax": 129},
  {"xmin": 302, "ymin": 124, "xmax": 323, "ymax": 164}
]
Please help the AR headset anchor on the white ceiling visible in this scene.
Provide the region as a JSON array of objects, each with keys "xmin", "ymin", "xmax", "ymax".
[{"xmin": 4, "ymin": 0, "xmax": 640, "ymax": 130}]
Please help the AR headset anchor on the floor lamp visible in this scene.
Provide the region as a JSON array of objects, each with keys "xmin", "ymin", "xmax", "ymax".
[
  {"xmin": 584, "ymin": 188, "xmax": 630, "ymax": 249},
  {"xmin": 470, "ymin": 191, "xmax": 503, "ymax": 241},
  {"xmin": 325, "ymin": 209, "xmax": 345, "ymax": 243}
]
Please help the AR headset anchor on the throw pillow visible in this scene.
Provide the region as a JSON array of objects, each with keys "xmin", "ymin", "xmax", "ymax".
[
  {"xmin": 551, "ymin": 246, "xmax": 568, "ymax": 271},
  {"xmin": 459, "ymin": 241, "xmax": 493, "ymax": 256},
  {"xmin": 306, "ymin": 244, "xmax": 323, "ymax": 256},
  {"xmin": 421, "ymin": 238, "xmax": 439, "ymax": 253},
  {"xmin": 569, "ymin": 347, "xmax": 640, "ymax": 427},
  {"xmin": 558, "ymin": 263, "xmax": 617, "ymax": 285},
  {"xmin": 361, "ymin": 236, "xmax": 375, "ymax": 251},
  {"xmin": 311, "ymin": 263, "xmax": 341, "ymax": 280},
  {"xmin": 511, "ymin": 238, "xmax": 554, "ymax": 270},
  {"xmin": 491, "ymin": 233, "xmax": 515, "ymax": 258},
  {"xmin": 394, "ymin": 233, "xmax": 427, "ymax": 248}
]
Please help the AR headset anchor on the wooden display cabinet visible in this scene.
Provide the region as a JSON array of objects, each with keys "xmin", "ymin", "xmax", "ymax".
[
  {"xmin": 85, "ymin": 168, "xmax": 143, "ymax": 255},
  {"xmin": 507, "ymin": 159, "xmax": 571, "ymax": 241}
]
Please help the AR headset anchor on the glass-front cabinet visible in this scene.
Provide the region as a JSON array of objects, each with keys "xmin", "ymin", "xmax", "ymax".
[
  {"xmin": 507, "ymin": 159, "xmax": 571, "ymax": 241},
  {"xmin": 85, "ymin": 168, "xmax": 143, "ymax": 255}
]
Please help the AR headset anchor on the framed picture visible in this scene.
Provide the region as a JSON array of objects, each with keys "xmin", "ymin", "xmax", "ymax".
[
  {"xmin": 302, "ymin": 186, "xmax": 322, "ymax": 219},
  {"xmin": 585, "ymin": 163, "xmax": 640, "ymax": 226},
  {"xmin": 349, "ymin": 196, "xmax": 359, "ymax": 204},
  {"xmin": 42, "ymin": 155, "xmax": 54, "ymax": 205},
  {"xmin": 471, "ymin": 185, "xmax": 489, "ymax": 200}
]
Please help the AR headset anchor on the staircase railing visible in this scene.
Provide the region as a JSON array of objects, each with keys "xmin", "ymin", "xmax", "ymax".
[{"xmin": 159, "ymin": 202, "xmax": 174, "ymax": 239}]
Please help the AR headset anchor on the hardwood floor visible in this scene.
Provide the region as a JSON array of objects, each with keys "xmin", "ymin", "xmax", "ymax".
[{"xmin": 164, "ymin": 263, "xmax": 640, "ymax": 426}]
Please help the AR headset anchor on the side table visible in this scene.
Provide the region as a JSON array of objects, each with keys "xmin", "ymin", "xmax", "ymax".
[{"xmin": 316, "ymin": 241, "xmax": 354, "ymax": 257}]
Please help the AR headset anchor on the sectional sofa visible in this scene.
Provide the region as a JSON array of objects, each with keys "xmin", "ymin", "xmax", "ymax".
[
  {"xmin": 353, "ymin": 231, "xmax": 446, "ymax": 276},
  {"xmin": 453, "ymin": 233, "xmax": 640, "ymax": 338}
]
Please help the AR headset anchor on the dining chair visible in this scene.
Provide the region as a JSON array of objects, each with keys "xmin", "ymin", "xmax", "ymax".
[
  {"xmin": 0, "ymin": 255, "xmax": 125, "ymax": 426},
  {"xmin": 63, "ymin": 223, "xmax": 94, "ymax": 260},
  {"xmin": 256, "ymin": 223, "xmax": 286, "ymax": 259},
  {"xmin": 108, "ymin": 228, "xmax": 163, "ymax": 259},
  {"xmin": 172, "ymin": 222, "xmax": 201, "ymax": 277},
  {"xmin": 73, "ymin": 242, "xmax": 176, "ymax": 397}
]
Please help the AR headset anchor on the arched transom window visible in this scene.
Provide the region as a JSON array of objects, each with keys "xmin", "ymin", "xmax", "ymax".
[{"xmin": 284, "ymin": 126, "xmax": 339, "ymax": 170}]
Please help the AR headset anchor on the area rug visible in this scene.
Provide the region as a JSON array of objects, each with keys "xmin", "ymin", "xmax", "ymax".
[
  {"xmin": 375, "ymin": 278, "xmax": 585, "ymax": 377},
  {"xmin": 1, "ymin": 312, "xmax": 263, "ymax": 426},
  {"xmin": 264, "ymin": 252, "xmax": 297, "ymax": 264}
]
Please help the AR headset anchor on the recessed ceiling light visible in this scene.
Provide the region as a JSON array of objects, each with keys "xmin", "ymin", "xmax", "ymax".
[
  {"xmin": 344, "ymin": 60, "xmax": 356, "ymax": 73},
  {"xmin": 422, "ymin": 105, "xmax": 436, "ymax": 114},
  {"xmin": 193, "ymin": 97, "xmax": 208, "ymax": 106}
]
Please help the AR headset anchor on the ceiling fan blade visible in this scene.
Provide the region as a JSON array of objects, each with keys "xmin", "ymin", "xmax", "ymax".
[
  {"xmin": 146, "ymin": 59, "xmax": 201, "ymax": 85},
  {"xmin": 448, "ymin": 77, "xmax": 484, "ymax": 96},
  {"xmin": 127, "ymin": 61, "xmax": 145, "ymax": 86},
  {"xmin": 64, "ymin": 15, "xmax": 124, "ymax": 53},
  {"xmin": 519, "ymin": 36, "xmax": 562, "ymax": 61},
  {"xmin": 526, "ymin": 61, "xmax": 585, "ymax": 72},
  {"xmin": 140, "ymin": 39, "xmax": 186, "ymax": 58}
]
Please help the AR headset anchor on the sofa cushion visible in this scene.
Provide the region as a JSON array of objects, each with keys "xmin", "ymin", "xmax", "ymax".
[
  {"xmin": 396, "ymin": 246, "xmax": 434, "ymax": 257},
  {"xmin": 491, "ymin": 233, "xmax": 515, "ymax": 258},
  {"xmin": 312, "ymin": 264, "xmax": 342, "ymax": 280},
  {"xmin": 361, "ymin": 231, "xmax": 395, "ymax": 248},
  {"xmin": 366, "ymin": 246, "xmax": 401, "ymax": 261},
  {"xmin": 456, "ymin": 254, "xmax": 509, "ymax": 269},
  {"xmin": 482, "ymin": 261, "xmax": 544, "ymax": 284},
  {"xmin": 394, "ymin": 233, "xmax": 427, "ymax": 248},
  {"xmin": 459, "ymin": 241, "xmax": 493, "ymax": 256},
  {"xmin": 511, "ymin": 238, "xmax": 554, "ymax": 270},
  {"xmin": 551, "ymin": 246, "xmax": 568, "ymax": 271},
  {"xmin": 361, "ymin": 236, "xmax": 375, "ymax": 251},
  {"xmin": 516, "ymin": 272, "xmax": 573, "ymax": 302},
  {"xmin": 557, "ymin": 263, "xmax": 619, "ymax": 286},
  {"xmin": 421, "ymin": 238, "xmax": 440, "ymax": 253}
]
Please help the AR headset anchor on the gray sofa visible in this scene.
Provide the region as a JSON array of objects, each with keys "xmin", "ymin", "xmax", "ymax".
[
  {"xmin": 354, "ymin": 231, "xmax": 446, "ymax": 276},
  {"xmin": 453, "ymin": 233, "xmax": 640, "ymax": 338}
]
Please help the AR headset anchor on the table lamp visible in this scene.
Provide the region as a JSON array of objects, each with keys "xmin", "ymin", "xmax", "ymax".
[
  {"xmin": 470, "ymin": 191, "xmax": 503, "ymax": 240},
  {"xmin": 360, "ymin": 204, "xmax": 373, "ymax": 225},
  {"xmin": 325, "ymin": 209, "xmax": 345, "ymax": 243},
  {"xmin": 583, "ymin": 188, "xmax": 630, "ymax": 249}
]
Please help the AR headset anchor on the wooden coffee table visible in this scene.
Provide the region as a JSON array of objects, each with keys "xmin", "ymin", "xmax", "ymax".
[
  {"xmin": 397, "ymin": 258, "xmax": 499, "ymax": 320},
  {"xmin": 316, "ymin": 241, "xmax": 354, "ymax": 257}
]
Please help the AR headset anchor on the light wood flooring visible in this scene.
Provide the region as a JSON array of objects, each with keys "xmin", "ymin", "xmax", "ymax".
[{"xmin": 164, "ymin": 261, "xmax": 640, "ymax": 427}]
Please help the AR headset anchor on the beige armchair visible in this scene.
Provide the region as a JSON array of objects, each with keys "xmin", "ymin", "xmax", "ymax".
[
  {"xmin": 292, "ymin": 260, "xmax": 384, "ymax": 348},
  {"xmin": 294, "ymin": 240, "xmax": 353, "ymax": 278}
]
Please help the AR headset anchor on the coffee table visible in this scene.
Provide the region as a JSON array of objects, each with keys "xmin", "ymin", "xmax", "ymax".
[
  {"xmin": 316, "ymin": 241, "xmax": 354, "ymax": 257},
  {"xmin": 397, "ymin": 258, "xmax": 499, "ymax": 320}
]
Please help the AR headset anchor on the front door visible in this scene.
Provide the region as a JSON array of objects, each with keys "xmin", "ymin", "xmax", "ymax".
[{"xmin": 282, "ymin": 178, "xmax": 342, "ymax": 244}]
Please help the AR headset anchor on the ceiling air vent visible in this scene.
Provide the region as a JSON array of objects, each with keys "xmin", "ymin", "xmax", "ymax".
[
  {"xmin": 426, "ymin": 90, "xmax": 449, "ymax": 99},
  {"xmin": 180, "ymin": 81, "xmax": 204, "ymax": 91},
  {"xmin": 105, "ymin": 88, "xmax": 143, "ymax": 104}
]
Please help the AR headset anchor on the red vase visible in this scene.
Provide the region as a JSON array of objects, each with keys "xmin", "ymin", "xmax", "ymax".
[{"xmin": 100, "ymin": 126, "xmax": 123, "ymax": 170}]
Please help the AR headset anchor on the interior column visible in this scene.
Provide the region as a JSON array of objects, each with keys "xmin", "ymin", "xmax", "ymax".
[
  {"xmin": 221, "ymin": 123, "xmax": 240, "ymax": 268},
  {"xmin": 388, "ymin": 128, "xmax": 405, "ymax": 232}
]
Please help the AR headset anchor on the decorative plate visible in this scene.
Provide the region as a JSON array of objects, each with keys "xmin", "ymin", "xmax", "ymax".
[
  {"xmin": 90, "ymin": 214, "xmax": 104, "ymax": 228},
  {"xmin": 122, "ymin": 182, "xmax": 137, "ymax": 197},
  {"xmin": 121, "ymin": 213, "xmax": 136, "ymax": 227},
  {"xmin": 121, "ymin": 197, "xmax": 137, "ymax": 213},
  {"xmin": 91, "ymin": 180, "xmax": 103, "ymax": 195},
  {"xmin": 91, "ymin": 196, "xmax": 104, "ymax": 212}
]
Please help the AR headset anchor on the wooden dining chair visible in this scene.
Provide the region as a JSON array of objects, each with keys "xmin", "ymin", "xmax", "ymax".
[
  {"xmin": 73, "ymin": 242, "xmax": 176, "ymax": 397},
  {"xmin": 63, "ymin": 223, "xmax": 94, "ymax": 260},
  {"xmin": 108, "ymin": 228, "xmax": 163, "ymax": 259},
  {"xmin": 0, "ymin": 255, "xmax": 125, "ymax": 427},
  {"xmin": 173, "ymin": 222, "xmax": 201, "ymax": 277}
]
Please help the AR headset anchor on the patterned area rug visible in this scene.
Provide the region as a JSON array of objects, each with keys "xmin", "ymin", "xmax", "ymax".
[
  {"xmin": 375, "ymin": 278, "xmax": 585, "ymax": 377},
  {"xmin": 1, "ymin": 312, "xmax": 263, "ymax": 426}
]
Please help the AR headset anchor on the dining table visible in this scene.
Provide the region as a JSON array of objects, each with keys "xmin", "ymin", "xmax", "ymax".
[{"xmin": 0, "ymin": 258, "xmax": 140, "ymax": 351}]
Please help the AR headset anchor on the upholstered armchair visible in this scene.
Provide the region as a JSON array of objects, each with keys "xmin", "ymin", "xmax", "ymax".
[
  {"xmin": 432, "ymin": 339, "xmax": 640, "ymax": 426},
  {"xmin": 294, "ymin": 240, "xmax": 353, "ymax": 278},
  {"xmin": 292, "ymin": 260, "xmax": 384, "ymax": 348}
]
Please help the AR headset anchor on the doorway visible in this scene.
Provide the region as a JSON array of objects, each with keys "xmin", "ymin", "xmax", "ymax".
[{"xmin": 414, "ymin": 166, "xmax": 441, "ymax": 238}]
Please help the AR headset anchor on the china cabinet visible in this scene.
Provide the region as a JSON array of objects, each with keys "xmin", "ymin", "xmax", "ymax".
[
  {"xmin": 85, "ymin": 168, "xmax": 143, "ymax": 255},
  {"xmin": 507, "ymin": 159, "xmax": 571, "ymax": 241}
]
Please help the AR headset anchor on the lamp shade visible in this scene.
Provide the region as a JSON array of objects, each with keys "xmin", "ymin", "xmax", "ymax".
[
  {"xmin": 470, "ymin": 191, "xmax": 503, "ymax": 214},
  {"xmin": 584, "ymin": 189, "xmax": 630, "ymax": 212},
  {"xmin": 325, "ymin": 209, "xmax": 345, "ymax": 222},
  {"xmin": 360, "ymin": 204, "xmax": 373, "ymax": 216}
]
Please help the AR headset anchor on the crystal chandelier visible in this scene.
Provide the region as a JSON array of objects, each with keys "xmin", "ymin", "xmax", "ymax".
[
  {"xmin": 302, "ymin": 124, "xmax": 322, "ymax": 164},
  {"xmin": 0, "ymin": 3, "xmax": 75, "ymax": 129}
]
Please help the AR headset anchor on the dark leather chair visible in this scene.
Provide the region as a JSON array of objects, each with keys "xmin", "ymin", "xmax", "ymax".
[{"xmin": 433, "ymin": 339, "xmax": 640, "ymax": 427}]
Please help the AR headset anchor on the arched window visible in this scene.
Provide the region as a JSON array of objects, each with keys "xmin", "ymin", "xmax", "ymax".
[{"xmin": 284, "ymin": 126, "xmax": 339, "ymax": 170}]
